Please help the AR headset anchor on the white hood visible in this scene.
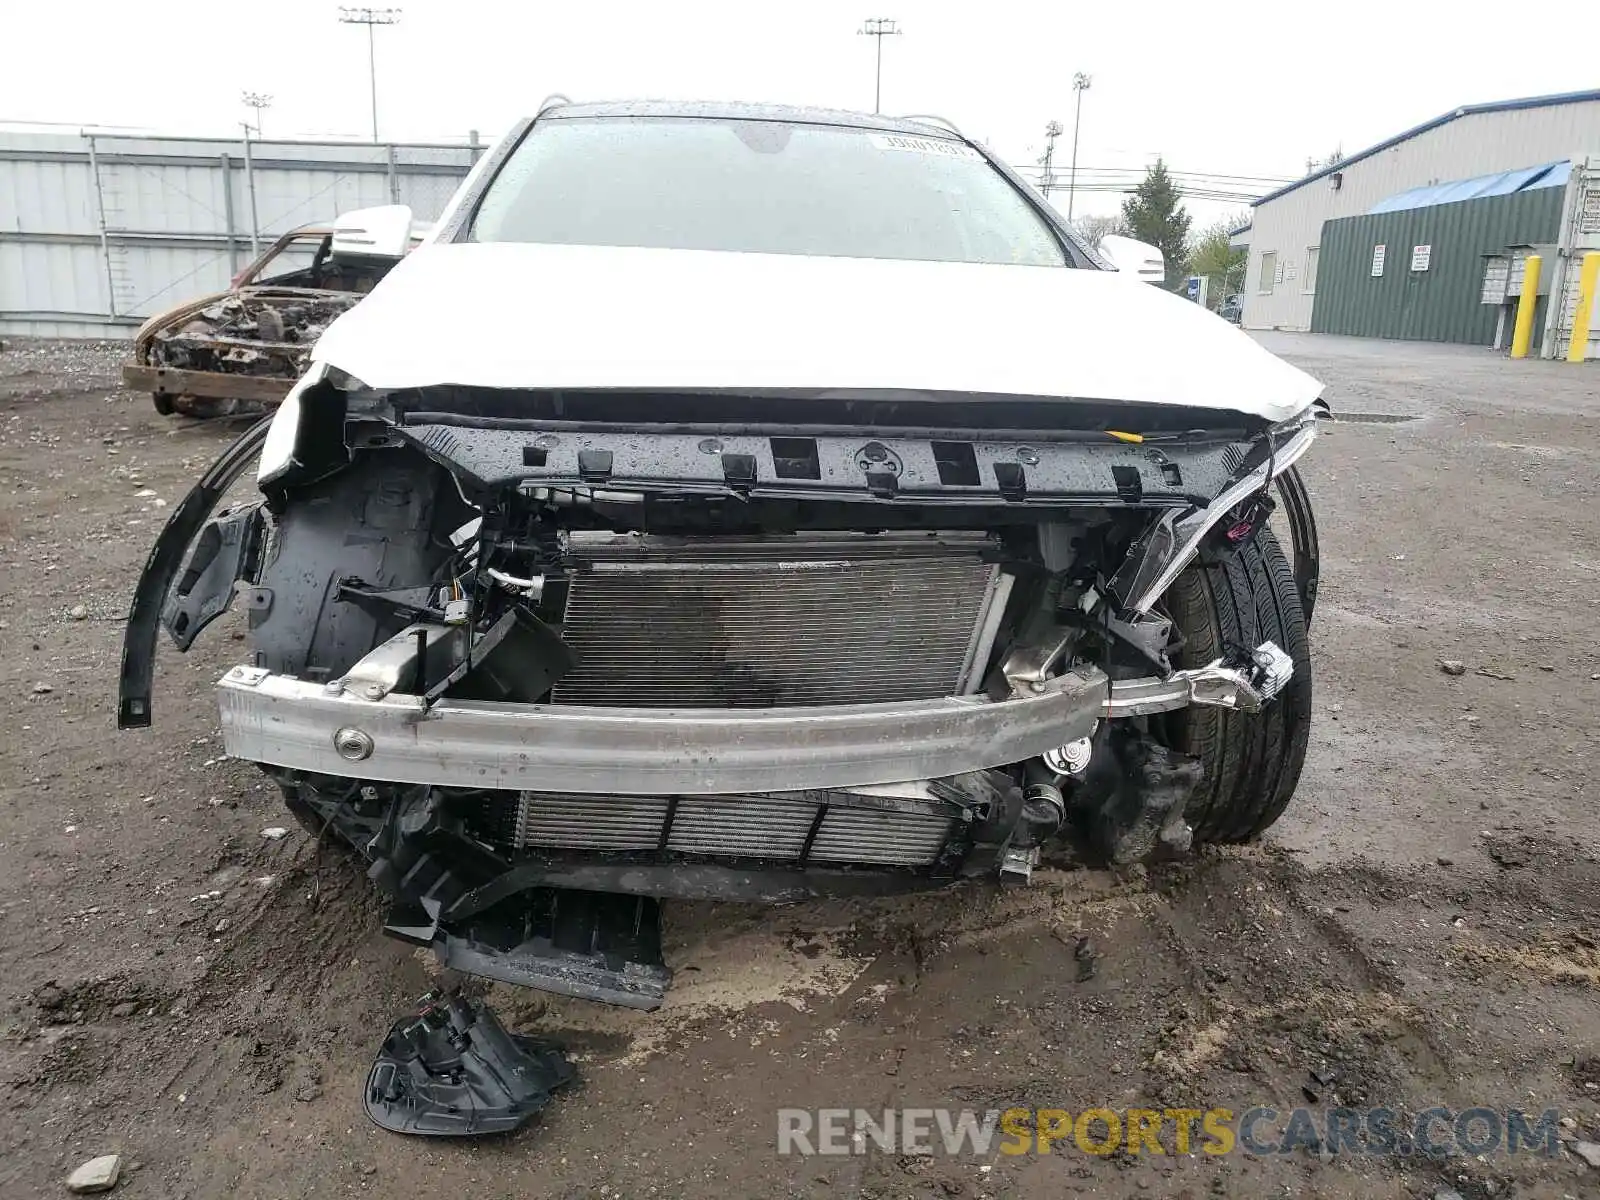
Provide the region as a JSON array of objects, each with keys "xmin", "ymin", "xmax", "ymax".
[{"xmin": 313, "ymin": 243, "xmax": 1322, "ymax": 422}]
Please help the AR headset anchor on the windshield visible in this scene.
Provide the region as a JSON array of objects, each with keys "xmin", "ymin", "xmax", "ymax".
[
  {"xmin": 242, "ymin": 232, "xmax": 329, "ymax": 286},
  {"xmin": 469, "ymin": 116, "xmax": 1067, "ymax": 267}
]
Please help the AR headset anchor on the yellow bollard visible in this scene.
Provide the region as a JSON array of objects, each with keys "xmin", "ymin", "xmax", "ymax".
[
  {"xmin": 1510, "ymin": 254, "xmax": 1542, "ymax": 359},
  {"xmin": 1566, "ymin": 252, "xmax": 1600, "ymax": 363}
]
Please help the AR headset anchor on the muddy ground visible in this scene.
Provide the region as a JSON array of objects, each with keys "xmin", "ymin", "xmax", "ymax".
[{"xmin": 1, "ymin": 334, "xmax": 1598, "ymax": 1199}]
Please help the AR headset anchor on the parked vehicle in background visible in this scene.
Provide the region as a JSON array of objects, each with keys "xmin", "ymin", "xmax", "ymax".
[
  {"xmin": 1219, "ymin": 293, "xmax": 1244, "ymax": 323},
  {"xmin": 122, "ymin": 211, "xmax": 423, "ymax": 418},
  {"xmin": 122, "ymin": 101, "xmax": 1324, "ymax": 1011}
]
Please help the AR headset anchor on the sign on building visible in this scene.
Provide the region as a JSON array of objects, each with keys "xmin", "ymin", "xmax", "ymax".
[
  {"xmin": 1371, "ymin": 244, "xmax": 1386, "ymax": 276},
  {"xmin": 1508, "ymin": 248, "xmax": 1534, "ymax": 297},
  {"xmin": 1581, "ymin": 190, "xmax": 1600, "ymax": 236},
  {"xmin": 1410, "ymin": 244, "xmax": 1432, "ymax": 272},
  {"xmin": 1481, "ymin": 256, "xmax": 1510, "ymax": 305}
]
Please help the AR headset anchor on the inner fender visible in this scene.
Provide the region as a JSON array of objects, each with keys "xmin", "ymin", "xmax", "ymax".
[
  {"xmin": 250, "ymin": 450, "xmax": 475, "ymax": 681},
  {"xmin": 119, "ymin": 417, "xmax": 272, "ymax": 728}
]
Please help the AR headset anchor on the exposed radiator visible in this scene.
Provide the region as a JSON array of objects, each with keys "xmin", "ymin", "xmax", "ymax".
[
  {"xmin": 552, "ymin": 532, "xmax": 1010, "ymax": 707},
  {"xmin": 506, "ymin": 787, "xmax": 958, "ymax": 868}
]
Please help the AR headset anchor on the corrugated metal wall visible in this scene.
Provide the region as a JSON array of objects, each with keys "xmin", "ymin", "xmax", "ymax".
[
  {"xmin": 1547, "ymin": 158, "xmax": 1600, "ymax": 360},
  {"xmin": 1309, "ymin": 187, "xmax": 1564, "ymax": 343},
  {"xmin": 0, "ymin": 131, "xmax": 479, "ymax": 337},
  {"xmin": 1242, "ymin": 98, "xmax": 1600, "ymax": 331}
]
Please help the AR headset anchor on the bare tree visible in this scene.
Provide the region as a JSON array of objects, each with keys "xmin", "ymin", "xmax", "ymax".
[
  {"xmin": 1304, "ymin": 145, "xmax": 1345, "ymax": 175},
  {"xmin": 1071, "ymin": 213, "xmax": 1129, "ymax": 249}
]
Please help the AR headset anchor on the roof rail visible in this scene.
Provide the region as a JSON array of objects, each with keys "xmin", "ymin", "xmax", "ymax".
[
  {"xmin": 899, "ymin": 113, "xmax": 965, "ymax": 137},
  {"xmin": 536, "ymin": 94, "xmax": 572, "ymax": 118}
]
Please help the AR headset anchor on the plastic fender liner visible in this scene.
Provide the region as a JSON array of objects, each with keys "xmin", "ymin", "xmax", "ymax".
[
  {"xmin": 117, "ymin": 417, "xmax": 272, "ymax": 728},
  {"xmin": 162, "ymin": 502, "xmax": 264, "ymax": 651},
  {"xmin": 1276, "ymin": 463, "xmax": 1320, "ymax": 625}
]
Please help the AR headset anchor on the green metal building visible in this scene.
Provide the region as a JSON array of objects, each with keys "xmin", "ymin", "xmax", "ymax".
[{"xmin": 1309, "ymin": 165, "xmax": 1567, "ymax": 344}]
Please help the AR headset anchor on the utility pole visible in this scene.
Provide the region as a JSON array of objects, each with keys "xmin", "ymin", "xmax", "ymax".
[
  {"xmin": 857, "ymin": 18, "xmax": 901, "ymax": 115},
  {"xmin": 1067, "ymin": 72, "xmax": 1091, "ymax": 220},
  {"xmin": 338, "ymin": 7, "xmax": 402, "ymax": 142},
  {"xmin": 1037, "ymin": 120, "xmax": 1063, "ymax": 197},
  {"xmin": 238, "ymin": 122, "xmax": 261, "ymax": 255},
  {"xmin": 241, "ymin": 92, "xmax": 272, "ymax": 139}
]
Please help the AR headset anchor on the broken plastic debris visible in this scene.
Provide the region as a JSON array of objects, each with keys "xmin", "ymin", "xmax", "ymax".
[
  {"xmin": 364, "ymin": 989, "xmax": 575, "ymax": 1137},
  {"xmin": 261, "ymin": 827, "xmax": 289, "ymax": 841}
]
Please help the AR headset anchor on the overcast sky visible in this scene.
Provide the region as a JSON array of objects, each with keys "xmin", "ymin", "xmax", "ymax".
[{"xmin": 5, "ymin": 0, "xmax": 1596, "ymax": 230}]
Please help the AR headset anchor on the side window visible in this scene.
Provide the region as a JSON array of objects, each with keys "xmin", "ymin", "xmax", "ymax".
[
  {"xmin": 1303, "ymin": 247, "xmax": 1319, "ymax": 294},
  {"xmin": 1258, "ymin": 251, "xmax": 1277, "ymax": 294}
]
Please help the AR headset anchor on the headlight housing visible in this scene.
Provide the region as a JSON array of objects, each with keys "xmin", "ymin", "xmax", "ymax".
[{"xmin": 256, "ymin": 364, "xmax": 325, "ymax": 485}]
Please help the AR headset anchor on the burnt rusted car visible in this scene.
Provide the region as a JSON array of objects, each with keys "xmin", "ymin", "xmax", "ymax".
[{"xmin": 123, "ymin": 213, "xmax": 419, "ymax": 418}]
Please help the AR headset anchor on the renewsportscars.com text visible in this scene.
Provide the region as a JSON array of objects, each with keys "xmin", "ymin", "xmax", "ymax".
[{"xmin": 777, "ymin": 1106, "xmax": 1562, "ymax": 1158}]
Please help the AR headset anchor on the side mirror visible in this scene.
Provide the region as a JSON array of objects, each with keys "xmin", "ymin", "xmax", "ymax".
[
  {"xmin": 1096, "ymin": 235, "xmax": 1166, "ymax": 283},
  {"xmin": 330, "ymin": 205, "xmax": 416, "ymax": 260}
]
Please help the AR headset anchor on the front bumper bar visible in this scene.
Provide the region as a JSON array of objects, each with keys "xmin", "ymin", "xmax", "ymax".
[
  {"xmin": 216, "ymin": 646, "xmax": 1287, "ymax": 795},
  {"xmin": 219, "ymin": 665, "xmax": 1108, "ymax": 795},
  {"xmin": 123, "ymin": 364, "xmax": 292, "ymax": 404}
]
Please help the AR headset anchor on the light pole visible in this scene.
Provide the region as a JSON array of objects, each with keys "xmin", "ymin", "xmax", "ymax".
[
  {"xmin": 857, "ymin": 18, "xmax": 901, "ymax": 115},
  {"xmin": 338, "ymin": 7, "xmax": 402, "ymax": 142},
  {"xmin": 237, "ymin": 120, "xmax": 261, "ymax": 256},
  {"xmin": 1067, "ymin": 72, "xmax": 1091, "ymax": 220},
  {"xmin": 241, "ymin": 92, "xmax": 272, "ymax": 138},
  {"xmin": 1038, "ymin": 120, "xmax": 1063, "ymax": 197}
]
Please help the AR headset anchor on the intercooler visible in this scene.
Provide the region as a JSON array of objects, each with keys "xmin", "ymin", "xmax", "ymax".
[
  {"xmin": 499, "ymin": 786, "xmax": 962, "ymax": 867},
  {"xmin": 551, "ymin": 532, "xmax": 1012, "ymax": 707}
]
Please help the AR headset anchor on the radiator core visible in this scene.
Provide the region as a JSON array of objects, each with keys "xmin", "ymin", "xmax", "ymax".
[{"xmin": 551, "ymin": 533, "xmax": 1008, "ymax": 707}]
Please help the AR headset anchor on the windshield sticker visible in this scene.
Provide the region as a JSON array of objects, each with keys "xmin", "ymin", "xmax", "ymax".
[{"xmin": 868, "ymin": 133, "xmax": 981, "ymax": 160}]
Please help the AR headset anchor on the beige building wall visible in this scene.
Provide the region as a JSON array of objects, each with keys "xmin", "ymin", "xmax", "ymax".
[{"xmin": 1243, "ymin": 98, "xmax": 1600, "ymax": 331}]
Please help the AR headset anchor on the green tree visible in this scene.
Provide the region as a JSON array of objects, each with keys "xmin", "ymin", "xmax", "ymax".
[
  {"xmin": 1120, "ymin": 159, "xmax": 1192, "ymax": 287},
  {"xmin": 1188, "ymin": 213, "xmax": 1250, "ymax": 309}
]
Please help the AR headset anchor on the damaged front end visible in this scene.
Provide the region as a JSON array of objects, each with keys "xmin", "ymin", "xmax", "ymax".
[
  {"xmin": 152, "ymin": 291, "xmax": 362, "ymax": 380},
  {"xmin": 120, "ymin": 374, "xmax": 1320, "ymax": 1008},
  {"xmin": 126, "ymin": 291, "xmax": 366, "ymax": 419}
]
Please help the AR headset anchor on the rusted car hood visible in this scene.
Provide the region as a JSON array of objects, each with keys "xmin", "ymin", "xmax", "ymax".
[{"xmin": 311, "ymin": 243, "xmax": 1324, "ymax": 422}]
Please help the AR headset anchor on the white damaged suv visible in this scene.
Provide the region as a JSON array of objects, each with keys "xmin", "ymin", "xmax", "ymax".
[{"xmin": 121, "ymin": 101, "xmax": 1323, "ymax": 1008}]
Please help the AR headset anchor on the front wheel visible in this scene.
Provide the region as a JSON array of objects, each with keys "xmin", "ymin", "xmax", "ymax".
[{"xmin": 1159, "ymin": 527, "xmax": 1313, "ymax": 842}]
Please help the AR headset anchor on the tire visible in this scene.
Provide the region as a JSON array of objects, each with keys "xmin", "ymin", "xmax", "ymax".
[{"xmin": 1158, "ymin": 527, "xmax": 1312, "ymax": 842}]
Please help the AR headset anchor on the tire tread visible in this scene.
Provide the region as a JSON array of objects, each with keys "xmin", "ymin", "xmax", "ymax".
[{"xmin": 1161, "ymin": 529, "xmax": 1312, "ymax": 842}]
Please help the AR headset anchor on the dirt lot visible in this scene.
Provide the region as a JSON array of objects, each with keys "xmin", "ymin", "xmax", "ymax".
[{"xmin": 2, "ymin": 334, "xmax": 1598, "ymax": 1199}]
